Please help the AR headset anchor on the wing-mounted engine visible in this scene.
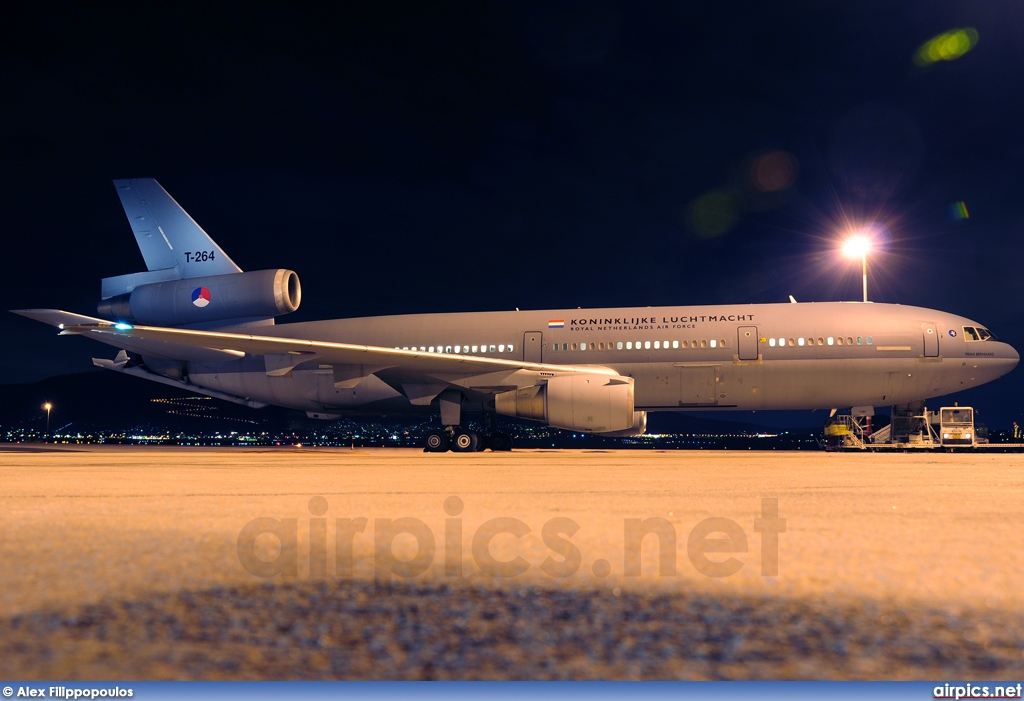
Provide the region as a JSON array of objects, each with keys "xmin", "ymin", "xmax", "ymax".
[
  {"xmin": 495, "ymin": 374, "xmax": 636, "ymax": 433},
  {"xmin": 599, "ymin": 411, "xmax": 648, "ymax": 437},
  {"xmin": 97, "ymin": 269, "xmax": 301, "ymax": 326}
]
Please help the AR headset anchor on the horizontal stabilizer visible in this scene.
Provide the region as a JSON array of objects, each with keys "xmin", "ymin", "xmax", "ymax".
[
  {"xmin": 13, "ymin": 309, "xmax": 253, "ymax": 363},
  {"xmin": 11, "ymin": 308, "xmax": 110, "ymax": 328}
]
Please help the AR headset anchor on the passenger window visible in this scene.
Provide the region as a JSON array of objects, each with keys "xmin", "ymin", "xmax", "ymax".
[
  {"xmin": 654, "ymin": 341, "xmax": 660, "ymax": 349},
  {"xmin": 701, "ymin": 340, "xmax": 707, "ymax": 348},
  {"xmin": 626, "ymin": 341, "xmax": 633, "ymax": 350},
  {"xmin": 710, "ymin": 339, "xmax": 717, "ymax": 348},
  {"xmin": 672, "ymin": 340, "xmax": 679, "ymax": 349},
  {"xmin": 490, "ymin": 345, "xmax": 496, "ymax": 352},
  {"xmin": 509, "ymin": 344, "xmax": 514, "ymax": 352},
  {"xmin": 847, "ymin": 337, "xmax": 854, "ymax": 345},
  {"xmin": 827, "ymin": 337, "xmax": 834, "ymax": 346},
  {"xmin": 617, "ymin": 342, "xmax": 624, "ymax": 350},
  {"xmin": 867, "ymin": 336, "xmax": 873, "ymax": 345},
  {"xmin": 644, "ymin": 341, "xmax": 651, "ymax": 349},
  {"xmin": 857, "ymin": 337, "xmax": 862, "ymax": 345},
  {"xmin": 769, "ymin": 338, "xmax": 776, "ymax": 347},
  {"xmin": 778, "ymin": 338, "xmax": 785, "ymax": 347},
  {"xmin": 571, "ymin": 343, "xmax": 578, "ymax": 351},
  {"xmin": 497, "ymin": 345, "xmax": 504, "ymax": 352},
  {"xmin": 818, "ymin": 338, "xmax": 824, "ymax": 346},
  {"xmin": 789, "ymin": 338, "xmax": 795, "ymax": 347}
]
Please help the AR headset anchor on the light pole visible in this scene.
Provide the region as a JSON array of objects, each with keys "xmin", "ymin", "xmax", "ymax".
[
  {"xmin": 43, "ymin": 402, "xmax": 52, "ymax": 436},
  {"xmin": 841, "ymin": 234, "xmax": 872, "ymax": 302}
]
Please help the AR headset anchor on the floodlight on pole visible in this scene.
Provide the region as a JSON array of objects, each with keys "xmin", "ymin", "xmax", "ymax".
[
  {"xmin": 841, "ymin": 233, "xmax": 873, "ymax": 302},
  {"xmin": 43, "ymin": 402, "xmax": 52, "ymax": 435}
]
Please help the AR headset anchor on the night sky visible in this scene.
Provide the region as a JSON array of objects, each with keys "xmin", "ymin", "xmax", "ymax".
[{"xmin": 3, "ymin": 3, "xmax": 1023, "ymax": 427}]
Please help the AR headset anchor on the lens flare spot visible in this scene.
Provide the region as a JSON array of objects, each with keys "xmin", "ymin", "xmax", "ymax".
[
  {"xmin": 750, "ymin": 151, "xmax": 798, "ymax": 192},
  {"xmin": 914, "ymin": 28, "xmax": 978, "ymax": 66},
  {"xmin": 689, "ymin": 191, "xmax": 739, "ymax": 238},
  {"xmin": 950, "ymin": 201, "xmax": 970, "ymax": 220}
]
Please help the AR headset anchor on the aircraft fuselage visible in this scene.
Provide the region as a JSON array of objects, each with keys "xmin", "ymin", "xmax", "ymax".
[{"xmin": 177, "ymin": 301, "xmax": 1018, "ymax": 415}]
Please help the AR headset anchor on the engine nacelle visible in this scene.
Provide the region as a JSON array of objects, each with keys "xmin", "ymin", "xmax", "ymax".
[
  {"xmin": 97, "ymin": 269, "xmax": 301, "ymax": 326},
  {"xmin": 495, "ymin": 374, "xmax": 635, "ymax": 433},
  {"xmin": 597, "ymin": 411, "xmax": 647, "ymax": 437}
]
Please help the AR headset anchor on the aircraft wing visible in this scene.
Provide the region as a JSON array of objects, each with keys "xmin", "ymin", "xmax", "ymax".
[{"xmin": 13, "ymin": 309, "xmax": 619, "ymax": 378}]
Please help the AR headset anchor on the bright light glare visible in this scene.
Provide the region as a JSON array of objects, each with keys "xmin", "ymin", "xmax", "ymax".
[
  {"xmin": 114, "ymin": 322, "xmax": 134, "ymax": 331},
  {"xmin": 842, "ymin": 235, "xmax": 872, "ymax": 259},
  {"xmin": 43, "ymin": 403, "xmax": 52, "ymax": 411}
]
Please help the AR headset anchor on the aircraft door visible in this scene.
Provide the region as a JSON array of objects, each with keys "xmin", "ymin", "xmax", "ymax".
[
  {"xmin": 523, "ymin": 331, "xmax": 543, "ymax": 363},
  {"xmin": 738, "ymin": 326, "xmax": 759, "ymax": 360},
  {"xmin": 922, "ymin": 323, "xmax": 939, "ymax": 357}
]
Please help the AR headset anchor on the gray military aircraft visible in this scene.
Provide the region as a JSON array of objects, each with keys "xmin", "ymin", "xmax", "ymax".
[{"xmin": 14, "ymin": 179, "xmax": 1019, "ymax": 451}]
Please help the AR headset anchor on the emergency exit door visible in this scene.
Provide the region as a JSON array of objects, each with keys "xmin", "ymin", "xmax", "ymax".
[
  {"xmin": 922, "ymin": 323, "xmax": 939, "ymax": 357},
  {"xmin": 523, "ymin": 331, "xmax": 543, "ymax": 363},
  {"xmin": 738, "ymin": 326, "xmax": 759, "ymax": 361}
]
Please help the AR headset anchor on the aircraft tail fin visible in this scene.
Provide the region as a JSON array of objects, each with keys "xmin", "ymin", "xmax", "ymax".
[{"xmin": 103, "ymin": 179, "xmax": 242, "ymax": 298}]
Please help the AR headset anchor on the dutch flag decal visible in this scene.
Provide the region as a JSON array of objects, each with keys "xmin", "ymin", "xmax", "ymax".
[
  {"xmin": 192, "ymin": 286, "xmax": 212, "ymax": 308},
  {"xmin": 548, "ymin": 319, "xmax": 564, "ymax": 329}
]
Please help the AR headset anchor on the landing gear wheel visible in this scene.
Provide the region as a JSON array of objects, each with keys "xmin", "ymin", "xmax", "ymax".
[
  {"xmin": 451, "ymin": 430, "xmax": 481, "ymax": 452},
  {"xmin": 488, "ymin": 432, "xmax": 513, "ymax": 451},
  {"xmin": 424, "ymin": 431, "xmax": 450, "ymax": 452}
]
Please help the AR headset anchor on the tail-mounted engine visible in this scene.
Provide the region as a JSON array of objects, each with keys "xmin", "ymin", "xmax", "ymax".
[{"xmin": 97, "ymin": 269, "xmax": 301, "ymax": 326}]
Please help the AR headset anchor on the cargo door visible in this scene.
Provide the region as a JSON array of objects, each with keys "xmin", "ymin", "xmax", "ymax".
[{"xmin": 679, "ymin": 365, "xmax": 719, "ymax": 406}]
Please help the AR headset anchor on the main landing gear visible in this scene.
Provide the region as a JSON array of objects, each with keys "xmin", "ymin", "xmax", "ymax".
[
  {"xmin": 423, "ymin": 427, "xmax": 513, "ymax": 452},
  {"xmin": 424, "ymin": 396, "xmax": 512, "ymax": 452}
]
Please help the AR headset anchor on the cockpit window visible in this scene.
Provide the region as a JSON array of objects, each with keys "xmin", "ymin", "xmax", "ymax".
[{"xmin": 963, "ymin": 326, "xmax": 999, "ymax": 342}]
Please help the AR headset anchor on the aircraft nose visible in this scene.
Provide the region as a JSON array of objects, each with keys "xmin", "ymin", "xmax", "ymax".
[{"xmin": 998, "ymin": 342, "xmax": 1020, "ymax": 376}]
